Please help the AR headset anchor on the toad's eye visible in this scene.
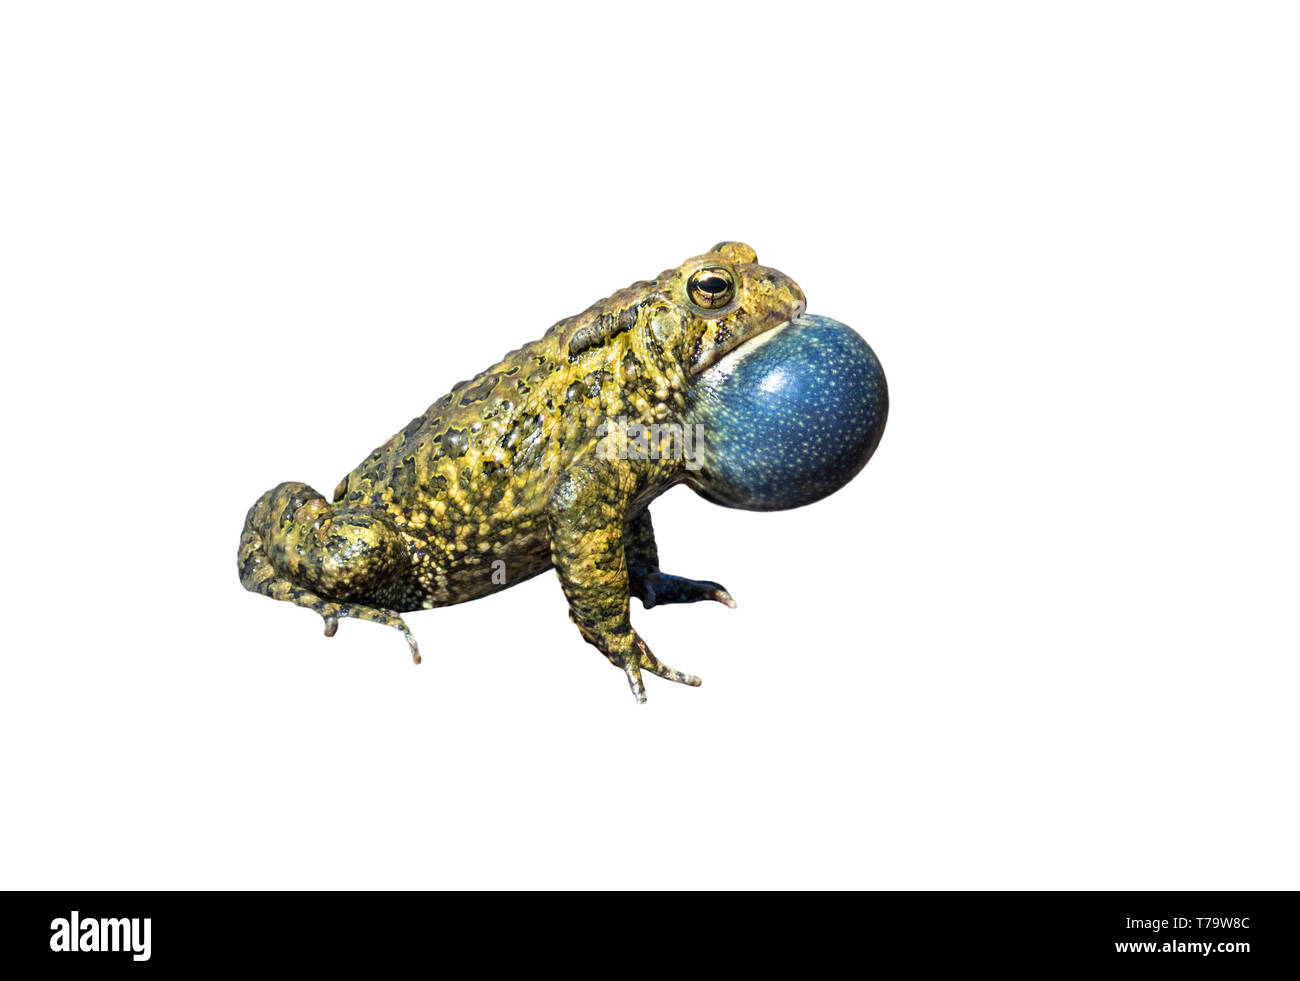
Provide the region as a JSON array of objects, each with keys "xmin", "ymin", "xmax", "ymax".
[{"xmin": 687, "ymin": 266, "xmax": 735, "ymax": 311}]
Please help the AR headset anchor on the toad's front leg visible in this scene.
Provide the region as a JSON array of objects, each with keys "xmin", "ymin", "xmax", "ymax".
[{"xmin": 547, "ymin": 459, "xmax": 702, "ymax": 703}]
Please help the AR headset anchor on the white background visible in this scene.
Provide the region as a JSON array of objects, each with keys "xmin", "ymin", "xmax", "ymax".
[{"xmin": 2, "ymin": 2, "xmax": 1296, "ymax": 890}]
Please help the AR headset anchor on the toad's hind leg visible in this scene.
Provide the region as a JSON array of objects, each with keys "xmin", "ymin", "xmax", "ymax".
[{"xmin": 238, "ymin": 481, "xmax": 421, "ymax": 663}]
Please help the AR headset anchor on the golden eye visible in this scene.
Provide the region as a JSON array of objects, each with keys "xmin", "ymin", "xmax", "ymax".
[{"xmin": 687, "ymin": 266, "xmax": 735, "ymax": 311}]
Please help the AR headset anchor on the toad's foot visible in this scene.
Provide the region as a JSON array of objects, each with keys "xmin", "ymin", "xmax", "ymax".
[
  {"xmin": 623, "ymin": 509, "xmax": 736, "ymax": 610},
  {"xmin": 633, "ymin": 571, "xmax": 736, "ymax": 610},
  {"xmin": 628, "ymin": 633, "xmax": 702, "ymax": 694},
  {"xmin": 571, "ymin": 617, "xmax": 701, "ymax": 703},
  {"xmin": 321, "ymin": 606, "xmax": 421, "ymax": 664},
  {"xmin": 240, "ymin": 482, "xmax": 421, "ymax": 664}
]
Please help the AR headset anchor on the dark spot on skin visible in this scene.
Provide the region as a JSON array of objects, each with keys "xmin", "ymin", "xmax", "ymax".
[
  {"xmin": 459, "ymin": 374, "xmax": 500, "ymax": 406},
  {"xmin": 567, "ymin": 326, "xmax": 599, "ymax": 357},
  {"xmin": 443, "ymin": 428, "xmax": 469, "ymax": 457},
  {"xmin": 567, "ymin": 300, "xmax": 643, "ymax": 357},
  {"xmin": 459, "ymin": 467, "xmax": 472, "ymax": 492},
  {"xmin": 390, "ymin": 462, "xmax": 417, "ymax": 497},
  {"xmin": 402, "ymin": 417, "xmax": 423, "ymax": 440}
]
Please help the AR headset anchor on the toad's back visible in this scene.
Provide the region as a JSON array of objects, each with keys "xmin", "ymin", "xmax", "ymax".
[{"xmin": 320, "ymin": 275, "xmax": 683, "ymax": 610}]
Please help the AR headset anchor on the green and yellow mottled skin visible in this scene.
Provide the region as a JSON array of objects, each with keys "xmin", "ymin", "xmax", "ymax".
[{"xmin": 238, "ymin": 242, "xmax": 805, "ymax": 702}]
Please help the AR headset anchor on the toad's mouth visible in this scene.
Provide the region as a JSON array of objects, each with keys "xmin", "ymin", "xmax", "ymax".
[{"xmin": 690, "ymin": 305, "xmax": 808, "ymax": 377}]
